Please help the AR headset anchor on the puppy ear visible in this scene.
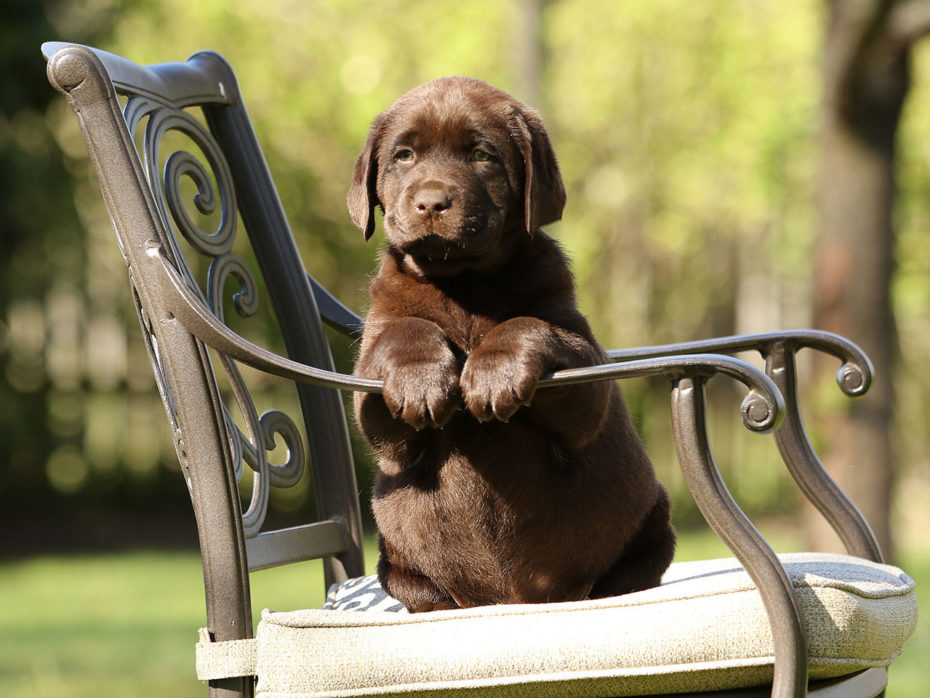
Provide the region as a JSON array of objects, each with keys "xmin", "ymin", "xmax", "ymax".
[
  {"xmin": 513, "ymin": 110, "xmax": 566, "ymax": 234},
  {"xmin": 347, "ymin": 118, "xmax": 384, "ymax": 241}
]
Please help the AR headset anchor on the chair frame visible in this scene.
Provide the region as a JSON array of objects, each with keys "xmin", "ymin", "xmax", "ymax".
[{"xmin": 44, "ymin": 42, "xmax": 888, "ymax": 698}]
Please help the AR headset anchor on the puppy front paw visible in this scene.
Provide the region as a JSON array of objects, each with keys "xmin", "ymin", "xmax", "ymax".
[
  {"xmin": 460, "ymin": 344, "xmax": 545, "ymax": 423},
  {"xmin": 359, "ymin": 318, "xmax": 462, "ymax": 431},
  {"xmin": 382, "ymin": 351, "xmax": 460, "ymax": 430}
]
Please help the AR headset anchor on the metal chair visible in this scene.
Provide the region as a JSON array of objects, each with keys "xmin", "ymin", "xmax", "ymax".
[{"xmin": 43, "ymin": 42, "xmax": 916, "ymax": 698}]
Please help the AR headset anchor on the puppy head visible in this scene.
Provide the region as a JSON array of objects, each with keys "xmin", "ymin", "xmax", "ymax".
[{"xmin": 347, "ymin": 77, "xmax": 565, "ymax": 274}]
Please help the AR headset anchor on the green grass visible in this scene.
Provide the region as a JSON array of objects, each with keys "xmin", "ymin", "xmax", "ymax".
[
  {"xmin": 0, "ymin": 533, "xmax": 925, "ymax": 697},
  {"xmin": 0, "ymin": 551, "xmax": 341, "ymax": 697}
]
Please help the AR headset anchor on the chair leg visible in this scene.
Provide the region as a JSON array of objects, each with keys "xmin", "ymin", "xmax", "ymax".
[{"xmin": 670, "ymin": 376, "xmax": 808, "ymax": 698}]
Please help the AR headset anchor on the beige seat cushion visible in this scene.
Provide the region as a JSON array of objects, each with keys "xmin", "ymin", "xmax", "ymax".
[{"xmin": 198, "ymin": 552, "xmax": 917, "ymax": 697}]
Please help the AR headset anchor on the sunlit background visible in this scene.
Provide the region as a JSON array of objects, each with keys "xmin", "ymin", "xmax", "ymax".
[{"xmin": 2, "ymin": 0, "xmax": 928, "ymax": 695}]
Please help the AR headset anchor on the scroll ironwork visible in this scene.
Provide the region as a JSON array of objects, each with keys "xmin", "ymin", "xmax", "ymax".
[{"xmin": 123, "ymin": 95, "xmax": 306, "ymax": 537}]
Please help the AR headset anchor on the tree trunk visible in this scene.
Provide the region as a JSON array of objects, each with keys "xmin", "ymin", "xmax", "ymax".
[
  {"xmin": 812, "ymin": 0, "xmax": 930, "ymax": 561},
  {"xmin": 513, "ymin": 0, "xmax": 547, "ymax": 110}
]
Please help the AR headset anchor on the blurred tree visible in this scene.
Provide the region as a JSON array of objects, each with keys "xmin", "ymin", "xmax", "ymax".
[
  {"xmin": 0, "ymin": 0, "xmax": 128, "ymax": 543},
  {"xmin": 813, "ymin": 0, "xmax": 930, "ymax": 561},
  {"xmin": 2, "ymin": 1, "xmax": 204, "ymax": 552},
  {"xmin": 6, "ymin": 0, "xmax": 930, "ymax": 550},
  {"xmin": 513, "ymin": 0, "xmax": 548, "ymax": 110},
  {"xmin": 544, "ymin": 1, "xmax": 823, "ymax": 518}
]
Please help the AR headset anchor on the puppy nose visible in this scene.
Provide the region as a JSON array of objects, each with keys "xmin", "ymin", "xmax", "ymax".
[{"xmin": 414, "ymin": 188, "xmax": 452, "ymax": 216}]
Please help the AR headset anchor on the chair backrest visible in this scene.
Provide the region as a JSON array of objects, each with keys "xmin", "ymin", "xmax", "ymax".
[{"xmin": 44, "ymin": 41, "xmax": 366, "ymax": 664}]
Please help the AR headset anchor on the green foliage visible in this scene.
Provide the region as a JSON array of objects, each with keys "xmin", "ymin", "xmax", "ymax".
[
  {"xmin": 546, "ymin": 0, "xmax": 823, "ymax": 347},
  {"xmin": 0, "ymin": 547, "xmax": 352, "ymax": 696},
  {"xmin": 101, "ymin": 0, "xmax": 522, "ymax": 310},
  {"xmin": 2, "ymin": 0, "xmax": 930, "ymax": 535}
]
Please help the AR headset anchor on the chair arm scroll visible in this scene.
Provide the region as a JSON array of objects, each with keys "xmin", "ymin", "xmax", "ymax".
[
  {"xmin": 538, "ymin": 353, "xmax": 784, "ymax": 434},
  {"xmin": 607, "ymin": 329, "xmax": 873, "ymax": 398},
  {"xmin": 609, "ymin": 330, "xmax": 883, "ymax": 564}
]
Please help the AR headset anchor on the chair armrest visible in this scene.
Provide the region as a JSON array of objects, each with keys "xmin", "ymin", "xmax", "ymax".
[
  {"xmin": 154, "ymin": 248, "xmax": 783, "ymax": 431},
  {"xmin": 606, "ymin": 330, "xmax": 872, "ymax": 398},
  {"xmin": 537, "ymin": 353, "xmax": 784, "ymax": 433},
  {"xmin": 607, "ymin": 331, "xmax": 883, "ymax": 564},
  {"xmin": 153, "ymin": 248, "xmax": 381, "ymax": 392}
]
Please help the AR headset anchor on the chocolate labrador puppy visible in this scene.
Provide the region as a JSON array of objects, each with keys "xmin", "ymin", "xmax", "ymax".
[{"xmin": 349, "ymin": 77, "xmax": 675, "ymax": 612}]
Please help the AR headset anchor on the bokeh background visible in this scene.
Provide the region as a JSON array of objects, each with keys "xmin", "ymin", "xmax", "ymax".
[{"xmin": 1, "ymin": 0, "xmax": 928, "ymax": 695}]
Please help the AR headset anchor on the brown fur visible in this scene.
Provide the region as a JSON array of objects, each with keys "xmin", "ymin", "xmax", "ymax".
[{"xmin": 348, "ymin": 77, "xmax": 675, "ymax": 612}]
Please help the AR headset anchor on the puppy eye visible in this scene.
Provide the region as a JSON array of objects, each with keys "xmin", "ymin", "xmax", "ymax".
[
  {"xmin": 472, "ymin": 148, "xmax": 494, "ymax": 162},
  {"xmin": 394, "ymin": 149, "xmax": 415, "ymax": 163}
]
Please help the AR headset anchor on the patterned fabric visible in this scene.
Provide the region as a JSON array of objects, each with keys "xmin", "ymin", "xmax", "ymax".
[{"xmin": 323, "ymin": 575, "xmax": 407, "ymax": 613}]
